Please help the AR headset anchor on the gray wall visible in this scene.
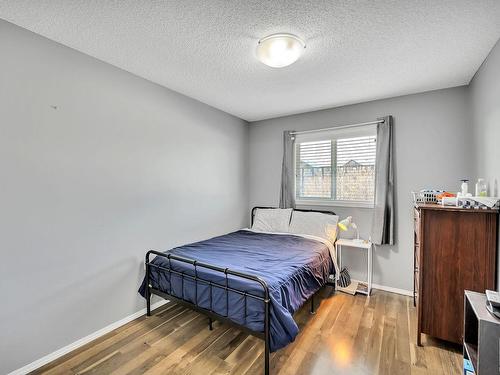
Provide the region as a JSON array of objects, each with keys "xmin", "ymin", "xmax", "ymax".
[
  {"xmin": 249, "ymin": 87, "xmax": 474, "ymax": 291},
  {"xmin": 1, "ymin": 14, "xmax": 496, "ymax": 374},
  {"xmin": 470, "ymin": 38, "xmax": 500, "ymax": 290},
  {"xmin": 0, "ymin": 20, "xmax": 248, "ymax": 374}
]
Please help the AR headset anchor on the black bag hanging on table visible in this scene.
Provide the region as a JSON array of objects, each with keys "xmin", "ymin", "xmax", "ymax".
[{"xmin": 338, "ymin": 267, "xmax": 351, "ymax": 288}]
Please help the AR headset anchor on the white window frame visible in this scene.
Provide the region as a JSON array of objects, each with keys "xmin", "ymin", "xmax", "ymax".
[{"xmin": 294, "ymin": 125, "xmax": 377, "ymax": 209}]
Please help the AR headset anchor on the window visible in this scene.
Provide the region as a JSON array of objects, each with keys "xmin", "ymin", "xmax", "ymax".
[{"xmin": 295, "ymin": 125, "xmax": 377, "ymax": 207}]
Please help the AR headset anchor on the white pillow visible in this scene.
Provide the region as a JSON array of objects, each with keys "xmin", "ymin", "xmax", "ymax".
[
  {"xmin": 252, "ymin": 208, "xmax": 292, "ymax": 233},
  {"xmin": 289, "ymin": 211, "xmax": 339, "ymax": 243}
]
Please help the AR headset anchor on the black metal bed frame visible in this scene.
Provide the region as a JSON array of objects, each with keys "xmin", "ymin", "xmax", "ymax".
[{"xmin": 144, "ymin": 207, "xmax": 336, "ymax": 375}]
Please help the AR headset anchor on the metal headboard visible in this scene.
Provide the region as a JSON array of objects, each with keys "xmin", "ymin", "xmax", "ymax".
[{"xmin": 251, "ymin": 206, "xmax": 336, "ymax": 226}]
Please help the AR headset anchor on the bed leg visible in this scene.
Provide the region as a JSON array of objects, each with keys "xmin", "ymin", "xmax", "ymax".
[
  {"xmin": 310, "ymin": 294, "xmax": 316, "ymax": 315},
  {"xmin": 145, "ymin": 259, "xmax": 151, "ymax": 317},
  {"xmin": 264, "ymin": 300, "xmax": 270, "ymax": 375},
  {"xmin": 208, "ymin": 317, "xmax": 213, "ymax": 331}
]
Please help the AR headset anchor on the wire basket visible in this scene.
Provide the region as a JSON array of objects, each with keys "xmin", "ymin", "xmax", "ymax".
[{"xmin": 412, "ymin": 190, "xmax": 445, "ymax": 204}]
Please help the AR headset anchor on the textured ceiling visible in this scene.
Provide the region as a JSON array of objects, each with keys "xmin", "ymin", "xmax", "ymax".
[{"xmin": 1, "ymin": 1, "xmax": 500, "ymax": 121}]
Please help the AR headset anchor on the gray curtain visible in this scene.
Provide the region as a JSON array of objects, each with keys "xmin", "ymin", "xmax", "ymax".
[
  {"xmin": 279, "ymin": 130, "xmax": 296, "ymax": 208},
  {"xmin": 371, "ymin": 116, "xmax": 394, "ymax": 245}
]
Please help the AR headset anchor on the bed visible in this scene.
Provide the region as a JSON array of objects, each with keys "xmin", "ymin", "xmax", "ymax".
[{"xmin": 138, "ymin": 207, "xmax": 338, "ymax": 375}]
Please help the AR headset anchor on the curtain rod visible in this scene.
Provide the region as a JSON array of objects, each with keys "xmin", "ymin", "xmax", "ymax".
[{"xmin": 290, "ymin": 119, "xmax": 384, "ymax": 136}]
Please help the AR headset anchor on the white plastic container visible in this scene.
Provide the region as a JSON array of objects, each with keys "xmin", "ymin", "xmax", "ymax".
[
  {"xmin": 461, "ymin": 179, "xmax": 469, "ymax": 195},
  {"xmin": 475, "ymin": 178, "xmax": 487, "ymax": 197}
]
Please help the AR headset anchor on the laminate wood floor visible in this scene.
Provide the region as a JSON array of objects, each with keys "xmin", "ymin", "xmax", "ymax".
[{"xmin": 31, "ymin": 288, "xmax": 462, "ymax": 375}]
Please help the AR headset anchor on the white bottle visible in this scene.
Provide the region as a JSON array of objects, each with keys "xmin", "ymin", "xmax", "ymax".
[{"xmin": 461, "ymin": 179, "xmax": 469, "ymax": 195}]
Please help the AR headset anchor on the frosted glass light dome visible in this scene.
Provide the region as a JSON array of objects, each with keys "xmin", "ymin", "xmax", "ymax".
[{"xmin": 256, "ymin": 33, "xmax": 306, "ymax": 68}]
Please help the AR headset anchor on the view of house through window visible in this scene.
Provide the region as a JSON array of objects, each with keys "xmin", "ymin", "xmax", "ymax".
[{"xmin": 295, "ymin": 129, "xmax": 377, "ymax": 205}]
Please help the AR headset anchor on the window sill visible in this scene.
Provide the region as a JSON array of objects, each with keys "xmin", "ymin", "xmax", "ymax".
[{"xmin": 295, "ymin": 199, "xmax": 374, "ymax": 209}]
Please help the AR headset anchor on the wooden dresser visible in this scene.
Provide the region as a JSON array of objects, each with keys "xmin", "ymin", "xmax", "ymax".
[{"xmin": 414, "ymin": 204, "xmax": 498, "ymax": 345}]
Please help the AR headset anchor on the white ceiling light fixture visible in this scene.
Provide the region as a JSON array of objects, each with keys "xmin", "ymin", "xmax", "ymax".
[{"xmin": 256, "ymin": 33, "xmax": 306, "ymax": 68}]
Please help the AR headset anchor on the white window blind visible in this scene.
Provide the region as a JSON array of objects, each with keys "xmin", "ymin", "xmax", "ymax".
[
  {"xmin": 296, "ymin": 140, "xmax": 332, "ymax": 198},
  {"xmin": 295, "ymin": 126, "xmax": 377, "ymax": 206}
]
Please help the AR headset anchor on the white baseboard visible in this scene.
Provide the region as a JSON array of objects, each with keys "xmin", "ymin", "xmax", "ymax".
[
  {"xmin": 371, "ymin": 283, "xmax": 413, "ymax": 297},
  {"xmin": 349, "ymin": 279, "xmax": 413, "ymax": 297},
  {"xmin": 7, "ymin": 300, "xmax": 169, "ymax": 375}
]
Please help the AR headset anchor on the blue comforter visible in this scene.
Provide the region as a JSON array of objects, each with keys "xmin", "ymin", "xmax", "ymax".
[{"xmin": 139, "ymin": 230, "xmax": 333, "ymax": 351}]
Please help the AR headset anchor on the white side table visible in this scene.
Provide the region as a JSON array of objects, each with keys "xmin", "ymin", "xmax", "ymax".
[{"xmin": 335, "ymin": 238, "xmax": 373, "ymax": 296}]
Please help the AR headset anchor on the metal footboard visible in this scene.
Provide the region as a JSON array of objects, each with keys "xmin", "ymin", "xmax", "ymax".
[{"xmin": 144, "ymin": 250, "xmax": 272, "ymax": 375}]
